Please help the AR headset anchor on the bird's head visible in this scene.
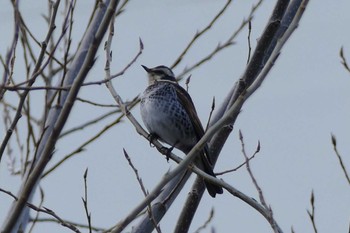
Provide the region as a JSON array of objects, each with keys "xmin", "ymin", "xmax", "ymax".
[{"xmin": 142, "ymin": 65, "xmax": 177, "ymax": 85}]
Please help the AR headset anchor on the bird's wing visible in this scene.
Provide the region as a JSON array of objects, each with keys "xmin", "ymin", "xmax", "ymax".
[
  {"xmin": 171, "ymin": 81, "xmax": 223, "ymax": 197},
  {"xmin": 171, "ymin": 82, "xmax": 214, "ymax": 166}
]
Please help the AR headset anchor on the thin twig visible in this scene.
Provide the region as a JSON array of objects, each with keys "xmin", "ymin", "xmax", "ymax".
[
  {"xmin": 42, "ymin": 115, "xmax": 123, "ymax": 178},
  {"xmin": 0, "ymin": 85, "xmax": 69, "ymax": 91},
  {"xmin": 185, "ymin": 74, "xmax": 191, "ymax": 92},
  {"xmin": 331, "ymin": 134, "xmax": 350, "ymax": 184},
  {"xmin": 59, "ymin": 109, "xmax": 120, "ymax": 138},
  {"xmin": 17, "ymin": 5, "xmax": 66, "ymax": 68},
  {"xmin": 0, "ymin": 188, "xmax": 81, "ymax": 233},
  {"xmin": 123, "ymin": 149, "xmax": 162, "ymax": 233},
  {"xmin": 340, "ymin": 47, "xmax": 350, "ymax": 73},
  {"xmin": 171, "ymin": 0, "xmax": 234, "ymax": 68},
  {"xmin": 76, "ymin": 97, "xmax": 119, "ymax": 108},
  {"xmin": 239, "ymin": 130, "xmax": 280, "ymax": 233},
  {"xmin": 216, "ymin": 149, "xmax": 259, "ymax": 176},
  {"xmin": 82, "ymin": 169, "xmax": 92, "ymax": 233},
  {"xmin": 239, "ymin": 131, "xmax": 264, "ymax": 204},
  {"xmin": 247, "ymin": 20, "xmax": 252, "ymax": 64},
  {"xmin": 31, "ymin": 218, "xmax": 104, "ymax": 232},
  {"xmin": 193, "ymin": 208, "xmax": 214, "ymax": 233},
  {"xmin": 28, "ymin": 187, "xmax": 45, "ymax": 232},
  {"xmin": 176, "ymin": 0, "xmax": 263, "ymax": 80},
  {"xmin": 115, "ymin": 0, "xmax": 130, "ymax": 17},
  {"xmin": 123, "ymin": 149, "xmax": 148, "ymax": 196},
  {"xmin": 307, "ymin": 191, "xmax": 318, "ymax": 233},
  {"xmin": 205, "ymin": 97, "xmax": 215, "ymax": 132}
]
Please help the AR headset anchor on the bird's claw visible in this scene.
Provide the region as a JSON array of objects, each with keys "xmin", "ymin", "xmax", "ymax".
[
  {"xmin": 147, "ymin": 133, "xmax": 158, "ymax": 147},
  {"xmin": 160, "ymin": 145, "xmax": 174, "ymax": 162},
  {"xmin": 148, "ymin": 133, "xmax": 175, "ymax": 162}
]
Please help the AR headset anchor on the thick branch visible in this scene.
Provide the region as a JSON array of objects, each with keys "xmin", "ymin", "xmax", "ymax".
[{"xmin": 176, "ymin": 0, "xmax": 309, "ymax": 232}]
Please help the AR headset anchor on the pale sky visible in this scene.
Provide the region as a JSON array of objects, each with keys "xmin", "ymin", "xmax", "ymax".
[{"xmin": 1, "ymin": 1, "xmax": 349, "ymax": 233}]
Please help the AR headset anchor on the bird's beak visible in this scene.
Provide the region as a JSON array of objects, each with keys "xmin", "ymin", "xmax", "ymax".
[{"xmin": 141, "ymin": 65, "xmax": 151, "ymax": 73}]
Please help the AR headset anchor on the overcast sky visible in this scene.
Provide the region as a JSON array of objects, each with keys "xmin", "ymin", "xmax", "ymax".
[{"xmin": 1, "ymin": 1, "xmax": 350, "ymax": 233}]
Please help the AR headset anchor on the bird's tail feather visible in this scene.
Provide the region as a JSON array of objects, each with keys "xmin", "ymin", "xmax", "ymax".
[
  {"xmin": 196, "ymin": 156, "xmax": 223, "ymax": 197},
  {"xmin": 205, "ymin": 180, "xmax": 223, "ymax": 198}
]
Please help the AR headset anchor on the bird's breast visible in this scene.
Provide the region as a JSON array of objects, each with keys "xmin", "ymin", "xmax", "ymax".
[{"xmin": 140, "ymin": 84, "xmax": 197, "ymax": 150}]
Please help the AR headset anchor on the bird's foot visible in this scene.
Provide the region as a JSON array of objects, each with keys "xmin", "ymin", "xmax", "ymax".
[
  {"xmin": 147, "ymin": 133, "xmax": 159, "ymax": 147},
  {"xmin": 160, "ymin": 145, "xmax": 174, "ymax": 162}
]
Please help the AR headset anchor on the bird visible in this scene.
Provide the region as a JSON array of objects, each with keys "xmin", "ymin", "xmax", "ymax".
[{"xmin": 140, "ymin": 65, "xmax": 223, "ymax": 197}]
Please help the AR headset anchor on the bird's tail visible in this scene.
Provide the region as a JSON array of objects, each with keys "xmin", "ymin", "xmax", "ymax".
[
  {"xmin": 195, "ymin": 155, "xmax": 223, "ymax": 198},
  {"xmin": 202, "ymin": 165, "xmax": 223, "ymax": 198},
  {"xmin": 204, "ymin": 180, "xmax": 223, "ymax": 198}
]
